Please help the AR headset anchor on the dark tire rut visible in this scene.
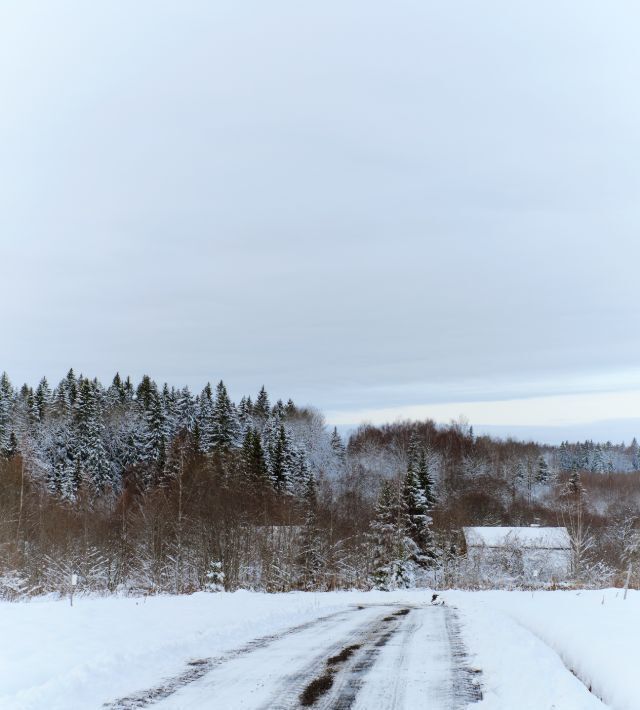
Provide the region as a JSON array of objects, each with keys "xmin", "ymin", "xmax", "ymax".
[
  {"xmin": 104, "ymin": 607, "xmax": 364, "ymax": 709},
  {"xmin": 266, "ymin": 604, "xmax": 482, "ymax": 710}
]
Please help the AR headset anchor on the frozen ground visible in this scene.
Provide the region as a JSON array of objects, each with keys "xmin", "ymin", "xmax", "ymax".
[{"xmin": 0, "ymin": 588, "xmax": 637, "ymax": 710}]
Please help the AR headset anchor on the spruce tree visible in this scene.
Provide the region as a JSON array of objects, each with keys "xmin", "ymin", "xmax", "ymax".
[
  {"xmin": 241, "ymin": 428, "xmax": 269, "ymax": 489},
  {"xmin": 123, "ymin": 376, "xmax": 135, "ymax": 402},
  {"xmin": 75, "ymin": 378, "xmax": 111, "ymax": 490},
  {"xmin": 141, "ymin": 384, "xmax": 168, "ymax": 483},
  {"xmin": 176, "ymin": 387, "xmax": 196, "ymax": 434},
  {"xmin": 402, "ymin": 467, "xmax": 435, "ymax": 567},
  {"xmin": 136, "ymin": 374, "xmax": 156, "ymax": 411},
  {"xmin": 272, "ymin": 399, "xmax": 285, "ymax": 419},
  {"xmin": 33, "ymin": 377, "xmax": 51, "ymax": 423},
  {"xmin": 211, "ymin": 381, "xmax": 240, "ymax": 452},
  {"xmin": 0, "ymin": 372, "xmax": 13, "ymax": 456},
  {"xmin": 161, "ymin": 383, "xmax": 179, "ymax": 440},
  {"xmin": 369, "ymin": 482, "xmax": 411, "ymax": 590},
  {"xmin": 267, "ymin": 423, "xmax": 294, "ymax": 493},
  {"xmin": 558, "ymin": 441, "xmax": 572, "ymax": 471},
  {"xmin": 254, "ymin": 386, "xmax": 271, "ymax": 419},
  {"xmin": 64, "ymin": 368, "xmax": 78, "ymax": 408},
  {"xmin": 330, "ymin": 427, "xmax": 346, "ymax": 461},
  {"xmin": 289, "ymin": 446, "xmax": 311, "ymax": 497},
  {"xmin": 592, "ymin": 445, "xmax": 605, "ymax": 474},
  {"xmin": 630, "ymin": 437, "xmax": 640, "ymax": 470},
  {"xmin": 536, "ymin": 455, "xmax": 550, "ymax": 484},
  {"xmin": 197, "ymin": 383, "xmax": 215, "ymax": 453},
  {"xmin": 285, "ymin": 398, "xmax": 297, "ymax": 417},
  {"xmin": 52, "ymin": 377, "xmax": 71, "ymax": 417},
  {"xmin": 106, "ymin": 373, "xmax": 126, "ymax": 408},
  {"xmin": 237, "ymin": 396, "xmax": 253, "ymax": 431},
  {"xmin": 568, "ymin": 463, "xmax": 583, "ymax": 497},
  {"xmin": 406, "ymin": 431, "xmax": 420, "ymax": 476},
  {"xmin": 415, "ymin": 447, "xmax": 437, "ymax": 508},
  {"xmin": 2, "ymin": 432, "xmax": 17, "ymax": 459}
]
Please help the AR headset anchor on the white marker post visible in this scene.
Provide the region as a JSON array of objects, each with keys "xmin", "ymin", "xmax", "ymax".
[
  {"xmin": 624, "ymin": 564, "xmax": 632, "ymax": 601},
  {"xmin": 70, "ymin": 573, "xmax": 78, "ymax": 607}
]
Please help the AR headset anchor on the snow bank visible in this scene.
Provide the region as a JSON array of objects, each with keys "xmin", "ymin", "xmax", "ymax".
[
  {"xmin": 451, "ymin": 596, "xmax": 604, "ymax": 709},
  {"xmin": 451, "ymin": 589, "xmax": 640, "ymax": 710}
]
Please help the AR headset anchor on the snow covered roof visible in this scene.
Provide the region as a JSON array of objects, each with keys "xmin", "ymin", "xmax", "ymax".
[{"xmin": 463, "ymin": 526, "xmax": 571, "ymax": 550}]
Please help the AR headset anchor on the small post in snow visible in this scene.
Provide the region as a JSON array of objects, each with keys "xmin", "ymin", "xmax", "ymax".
[
  {"xmin": 623, "ymin": 564, "xmax": 632, "ymax": 601},
  {"xmin": 70, "ymin": 573, "xmax": 78, "ymax": 607}
]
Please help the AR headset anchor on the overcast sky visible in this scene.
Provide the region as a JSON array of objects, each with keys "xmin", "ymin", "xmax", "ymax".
[{"xmin": 1, "ymin": 1, "xmax": 639, "ymax": 443}]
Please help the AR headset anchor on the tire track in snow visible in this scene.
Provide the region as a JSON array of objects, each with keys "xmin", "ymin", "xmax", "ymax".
[
  {"xmin": 106, "ymin": 603, "xmax": 483, "ymax": 710},
  {"xmin": 278, "ymin": 604, "xmax": 482, "ymax": 710},
  {"xmin": 104, "ymin": 607, "xmax": 367, "ymax": 709},
  {"xmin": 263, "ymin": 606, "xmax": 413, "ymax": 710},
  {"xmin": 321, "ymin": 608, "xmax": 415, "ymax": 710},
  {"xmin": 441, "ymin": 606, "xmax": 484, "ymax": 709}
]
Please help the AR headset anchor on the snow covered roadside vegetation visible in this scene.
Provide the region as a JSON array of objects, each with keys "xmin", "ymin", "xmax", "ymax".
[
  {"xmin": 451, "ymin": 589, "xmax": 640, "ymax": 710},
  {"xmin": 1, "ymin": 589, "xmax": 637, "ymax": 710}
]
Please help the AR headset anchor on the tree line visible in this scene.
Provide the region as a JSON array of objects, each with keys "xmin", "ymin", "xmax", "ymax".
[{"xmin": 0, "ymin": 371, "xmax": 639, "ymax": 598}]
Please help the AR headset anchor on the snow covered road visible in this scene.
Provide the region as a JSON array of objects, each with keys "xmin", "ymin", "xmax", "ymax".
[
  {"xmin": 2, "ymin": 589, "xmax": 635, "ymax": 709},
  {"xmin": 109, "ymin": 604, "xmax": 481, "ymax": 710}
]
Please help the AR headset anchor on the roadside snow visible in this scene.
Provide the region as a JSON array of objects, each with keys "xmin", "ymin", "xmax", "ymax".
[
  {"xmin": 452, "ymin": 589, "xmax": 638, "ymax": 710},
  {"xmin": 451, "ymin": 598, "xmax": 604, "ymax": 709},
  {"xmin": 0, "ymin": 591, "xmax": 351, "ymax": 710}
]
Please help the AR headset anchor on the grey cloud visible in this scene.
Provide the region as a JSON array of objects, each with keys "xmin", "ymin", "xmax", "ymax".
[{"xmin": 1, "ymin": 1, "xmax": 639, "ymax": 436}]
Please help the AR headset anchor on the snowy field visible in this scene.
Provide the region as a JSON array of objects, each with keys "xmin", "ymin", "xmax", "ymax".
[{"xmin": 1, "ymin": 589, "xmax": 637, "ymax": 710}]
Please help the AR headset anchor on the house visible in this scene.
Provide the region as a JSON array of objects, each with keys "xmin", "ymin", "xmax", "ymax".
[{"xmin": 462, "ymin": 525, "xmax": 572, "ymax": 585}]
